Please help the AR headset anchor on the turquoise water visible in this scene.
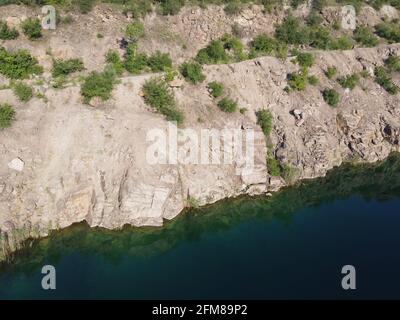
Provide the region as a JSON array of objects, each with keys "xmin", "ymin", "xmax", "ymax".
[{"xmin": 1, "ymin": 155, "xmax": 400, "ymax": 299}]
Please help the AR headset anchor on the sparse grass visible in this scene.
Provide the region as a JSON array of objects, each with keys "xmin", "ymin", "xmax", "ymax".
[
  {"xmin": 125, "ymin": 20, "xmax": 145, "ymax": 42},
  {"xmin": 21, "ymin": 18, "xmax": 42, "ymax": 40},
  {"xmin": 208, "ymin": 81, "xmax": 224, "ymax": 98},
  {"xmin": 308, "ymin": 75, "xmax": 318, "ymax": 85},
  {"xmin": 353, "ymin": 26, "xmax": 379, "ymax": 47},
  {"xmin": 180, "ymin": 62, "xmax": 205, "ymax": 84},
  {"xmin": 375, "ymin": 21, "xmax": 400, "ymax": 43},
  {"xmin": 0, "ymin": 46, "xmax": 43, "ymax": 79},
  {"xmin": 256, "ymin": 109, "xmax": 273, "ymax": 137},
  {"xmin": 281, "ymin": 163, "xmax": 297, "ymax": 183},
  {"xmin": 0, "ymin": 103, "xmax": 15, "ymax": 129},
  {"xmin": 13, "ymin": 82, "xmax": 33, "ymax": 102},
  {"xmin": 374, "ymin": 66, "xmax": 398, "ymax": 94},
  {"xmin": 0, "ymin": 20, "xmax": 19, "ymax": 40},
  {"xmin": 52, "ymin": 58, "xmax": 84, "ymax": 77},
  {"xmin": 322, "ymin": 88, "xmax": 339, "ymax": 107},
  {"xmin": 385, "ymin": 55, "xmax": 400, "ymax": 72},
  {"xmin": 106, "ymin": 50, "xmax": 124, "ymax": 76},
  {"xmin": 142, "ymin": 77, "xmax": 184, "ymax": 123},
  {"xmin": 325, "ymin": 66, "xmax": 337, "ymax": 79},
  {"xmin": 337, "ymin": 73, "xmax": 359, "ymax": 90},
  {"xmin": 267, "ymin": 155, "xmax": 280, "ymax": 176},
  {"xmin": 217, "ymin": 97, "xmax": 237, "ymax": 113}
]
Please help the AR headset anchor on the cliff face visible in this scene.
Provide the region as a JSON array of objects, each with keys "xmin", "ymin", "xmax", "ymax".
[{"xmin": 1, "ymin": 44, "xmax": 400, "ymax": 261}]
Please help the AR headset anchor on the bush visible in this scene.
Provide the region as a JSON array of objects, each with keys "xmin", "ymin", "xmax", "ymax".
[
  {"xmin": 221, "ymin": 34, "xmax": 246, "ymax": 61},
  {"xmin": 267, "ymin": 156, "xmax": 280, "ymax": 176},
  {"xmin": 124, "ymin": 44, "xmax": 148, "ymax": 74},
  {"xmin": 224, "ymin": 1, "xmax": 242, "ymax": 15},
  {"xmin": 77, "ymin": 0, "xmax": 96, "ymax": 13},
  {"xmin": 81, "ymin": 68, "xmax": 116, "ymax": 103},
  {"xmin": 0, "ymin": 103, "xmax": 15, "ymax": 128},
  {"xmin": 106, "ymin": 50, "xmax": 124, "ymax": 75},
  {"xmin": 52, "ymin": 58, "xmax": 84, "ymax": 77},
  {"xmin": 179, "ymin": 62, "xmax": 205, "ymax": 84},
  {"xmin": 275, "ymin": 15, "xmax": 309, "ymax": 45},
  {"xmin": 331, "ymin": 36, "xmax": 354, "ymax": 50},
  {"xmin": 374, "ymin": 66, "xmax": 398, "ymax": 94},
  {"xmin": 208, "ymin": 81, "xmax": 224, "ymax": 98},
  {"xmin": 337, "ymin": 74, "xmax": 359, "ymax": 90},
  {"xmin": 159, "ymin": 0, "xmax": 185, "ymax": 15},
  {"xmin": 251, "ymin": 34, "xmax": 277, "ymax": 55},
  {"xmin": 325, "ymin": 66, "xmax": 337, "ymax": 79},
  {"xmin": 256, "ymin": 109, "xmax": 273, "ymax": 137},
  {"xmin": 322, "ymin": 88, "xmax": 339, "ymax": 107},
  {"xmin": 353, "ymin": 26, "xmax": 379, "ymax": 47},
  {"xmin": 385, "ymin": 55, "xmax": 400, "ymax": 72},
  {"xmin": 0, "ymin": 20, "xmax": 19, "ymax": 40},
  {"xmin": 375, "ymin": 22, "xmax": 400, "ymax": 43},
  {"xmin": 21, "ymin": 18, "xmax": 42, "ymax": 40},
  {"xmin": 125, "ymin": 20, "xmax": 145, "ymax": 42},
  {"xmin": 196, "ymin": 40, "xmax": 229, "ymax": 64},
  {"xmin": 217, "ymin": 97, "xmax": 237, "ymax": 113},
  {"xmin": 287, "ymin": 69, "xmax": 308, "ymax": 91},
  {"xmin": 296, "ymin": 52, "xmax": 314, "ymax": 68},
  {"xmin": 308, "ymin": 75, "xmax": 318, "ymax": 85},
  {"xmin": 13, "ymin": 82, "xmax": 33, "ymax": 102},
  {"xmin": 308, "ymin": 26, "xmax": 332, "ymax": 49},
  {"xmin": 142, "ymin": 77, "xmax": 184, "ymax": 123},
  {"xmin": 147, "ymin": 51, "xmax": 172, "ymax": 72},
  {"xmin": 0, "ymin": 47, "xmax": 43, "ymax": 79}
]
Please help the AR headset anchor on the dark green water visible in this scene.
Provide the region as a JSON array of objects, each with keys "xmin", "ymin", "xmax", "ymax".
[{"xmin": 1, "ymin": 155, "xmax": 400, "ymax": 299}]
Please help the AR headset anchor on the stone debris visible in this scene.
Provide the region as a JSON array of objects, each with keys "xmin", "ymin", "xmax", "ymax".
[{"xmin": 7, "ymin": 158, "xmax": 24, "ymax": 172}]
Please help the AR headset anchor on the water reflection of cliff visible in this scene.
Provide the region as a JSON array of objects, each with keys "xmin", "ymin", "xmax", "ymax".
[{"xmin": 2, "ymin": 153, "xmax": 400, "ymax": 274}]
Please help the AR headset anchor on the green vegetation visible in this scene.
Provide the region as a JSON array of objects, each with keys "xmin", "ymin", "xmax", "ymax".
[
  {"xmin": 52, "ymin": 58, "xmax": 84, "ymax": 77},
  {"xmin": 125, "ymin": 20, "xmax": 145, "ymax": 42},
  {"xmin": 208, "ymin": 81, "xmax": 224, "ymax": 98},
  {"xmin": 337, "ymin": 73, "xmax": 359, "ymax": 90},
  {"xmin": 13, "ymin": 82, "xmax": 33, "ymax": 102},
  {"xmin": 256, "ymin": 109, "xmax": 273, "ymax": 137},
  {"xmin": 287, "ymin": 68, "xmax": 308, "ymax": 91},
  {"xmin": 81, "ymin": 67, "xmax": 117, "ymax": 103},
  {"xmin": 325, "ymin": 66, "xmax": 337, "ymax": 79},
  {"xmin": 275, "ymin": 15, "xmax": 309, "ymax": 45},
  {"xmin": 296, "ymin": 52, "xmax": 314, "ymax": 68},
  {"xmin": 375, "ymin": 21, "xmax": 400, "ymax": 43},
  {"xmin": 385, "ymin": 55, "xmax": 400, "ymax": 72},
  {"xmin": 0, "ymin": 103, "xmax": 15, "ymax": 129},
  {"xmin": 374, "ymin": 66, "xmax": 398, "ymax": 95},
  {"xmin": 224, "ymin": 0, "xmax": 242, "ymax": 15},
  {"xmin": 267, "ymin": 155, "xmax": 280, "ymax": 176},
  {"xmin": 217, "ymin": 97, "xmax": 237, "ymax": 113},
  {"xmin": 179, "ymin": 62, "xmax": 205, "ymax": 84},
  {"xmin": 147, "ymin": 51, "xmax": 172, "ymax": 72},
  {"xmin": 78, "ymin": 0, "xmax": 96, "ymax": 13},
  {"xmin": 322, "ymin": 88, "xmax": 339, "ymax": 107},
  {"xmin": 159, "ymin": 0, "xmax": 185, "ymax": 15},
  {"xmin": 196, "ymin": 40, "xmax": 229, "ymax": 64},
  {"xmin": 123, "ymin": 44, "xmax": 172, "ymax": 74},
  {"xmin": 0, "ymin": 47, "xmax": 43, "ymax": 79},
  {"xmin": 105, "ymin": 50, "xmax": 124, "ymax": 75},
  {"xmin": 142, "ymin": 77, "xmax": 184, "ymax": 123},
  {"xmin": 308, "ymin": 75, "xmax": 318, "ymax": 85},
  {"xmin": 353, "ymin": 26, "xmax": 379, "ymax": 47},
  {"xmin": 0, "ymin": 20, "xmax": 19, "ymax": 40},
  {"xmin": 21, "ymin": 18, "xmax": 42, "ymax": 40},
  {"xmin": 281, "ymin": 163, "xmax": 297, "ymax": 183},
  {"xmin": 251, "ymin": 33, "xmax": 278, "ymax": 55}
]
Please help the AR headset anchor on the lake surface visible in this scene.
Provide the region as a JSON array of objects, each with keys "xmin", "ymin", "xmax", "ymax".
[{"xmin": 1, "ymin": 155, "xmax": 400, "ymax": 299}]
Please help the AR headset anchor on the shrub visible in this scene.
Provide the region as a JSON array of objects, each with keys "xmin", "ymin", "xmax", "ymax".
[
  {"xmin": 296, "ymin": 52, "xmax": 314, "ymax": 68},
  {"xmin": 142, "ymin": 77, "xmax": 184, "ymax": 123},
  {"xmin": 308, "ymin": 26, "xmax": 333, "ymax": 49},
  {"xmin": 0, "ymin": 47, "xmax": 43, "ymax": 79},
  {"xmin": 353, "ymin": 26, "xmax": 379, "ymax": 47},
  {"xmin": 106, "ymin": 50, "xmax": 124, "ymax": 75},
  {"xmin": 267, "ymin": 156, "xmax": 280, "ymax": 176},
  {"xmin": 124, "ymin": 44, "xmax": 148, "ymax": 74},
  {"xmin": 385, "ymin": 55, "xmax": 400, "ymax": 72},
  {"xmin": 81, "ymin": 68, "xmax": 116, "ymax": 103},
  {"xmin": 21, "ymin": 18, "xmax": 42, "ymax": 40},
  {"xmin": 287, "ymin": 69, "xmax": 308, "ymax": 91},
  {"xmin": 308, "ymin": 75, "xmax": 318, "ymax": 85},
  {"xmin": 13, "ymin": 82, "xmax": 33, "ymax": 102},
  {"xmin": 224, "ymin": 1, "xmax": 242, "ymax": 15},
  {"xmin": 221, "ymin": 34, "xmax": 246, "ymax": 61},
  {"xmin": 196, "ymin": 40, "xmax": 229, "ymax": 64},
  {"xmin": 77, "ymin": 0, "xmax": 96, "ymax": 13},
  {"xmin": 208, "ymin": 81, "xmax": 224, "ymax": 98},
  {"xmin": 375, "ymin": 22, "xmax": 400, "ymax": 43},
  {"xmin": 281, "ymin": 164, "xmax": 297, "ymax": 183},
  {"xmin": 374, "ymin": 66, "xmax": 398, "ymax": 94},
  {"xmin": 159, "ymin": 0, "xmax": 185, "ymax": 15},
  {"xmin": 331, "ymin": 36, "xmax": 354, "ymax": 50},
  {"xmin": 337, "ymin": 74, "xmax": 359, "ymax": 90},
  {"xmin": 322, "ymin": 88, "xmax": 339, "ymax": 107},
  {"xmin": 0, "ymin": 20, "xmax": 19, "ymax": 40},
  {"xmin": 325, "ymin": 66, "xmax": 337, "ymax": 79},
  {"xmin": 275, "ymin": 15, "xmax": 309, "ymax": 45},
  {"xmin": 256, "ymin": 109, "xmax": 273, "ymax": 137},
  {"xmin": 179, "ymin": 62, "xmax": 205, "ymax": 84},
  {"xmin": 251, "ymin": 34, "xmax": 277, "ymax": 54},
  {"xmin": 218, "ymin": 97, "xmax": 237, "ymax": 113},
  {"xmin": 0, "ymin": 103, "xmax": 15, "ymax": 128},
  {"xmin": 147, "ymin": 51, "xmax": 172, "ymax": 72},
  {"xmin": 52, "ymin": 58, "xmax": 84, "ymax": 77},
  {"xmin": 125, "ymin": 20, "xmax": 145, "ymax": 42}
]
